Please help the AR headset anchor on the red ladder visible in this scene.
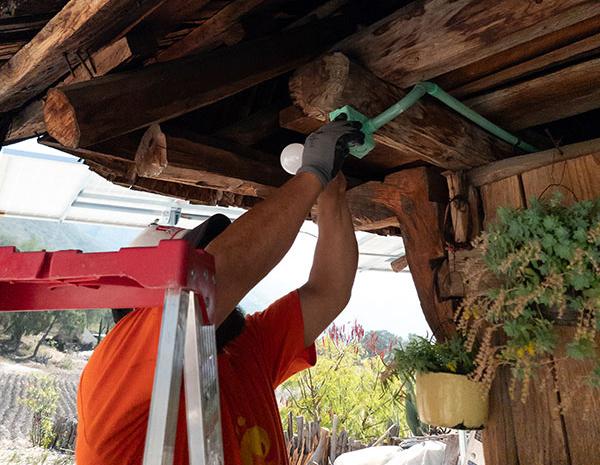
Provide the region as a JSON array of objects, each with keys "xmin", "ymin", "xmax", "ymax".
[{"xmin": 0, "ymin": 240, "xmax": 223, "ymax": 465}]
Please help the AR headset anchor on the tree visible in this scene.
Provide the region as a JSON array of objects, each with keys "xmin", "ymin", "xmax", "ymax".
[{"xmin": 278, "ymin": 322, "xmax": 407, "ymax": 443}]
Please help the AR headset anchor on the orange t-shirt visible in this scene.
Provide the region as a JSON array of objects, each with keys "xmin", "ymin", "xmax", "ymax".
[{"xmin": 76, "ymin": 291, "xmax": 315, "ymax": 465}]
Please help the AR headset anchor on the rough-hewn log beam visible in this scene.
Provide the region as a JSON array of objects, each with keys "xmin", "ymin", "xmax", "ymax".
[
  {"xmin": 156, "ymin": 0, "xmax": 265, "ymax": 62},
  {"xmin": 467, "ymin": 137, "xmax": 600, "ymax": 187},
  {"xmin": 335, "ymin": 0, "xmax": 600, "ymax": 90},
  {"xmin": 5, "ymin": 32, "xmax": 156, "ymax": 143},
  {"xmin": 346, "ymin": 168, "xmax": 454, "ymax": 340},
  {"xmin": 465, "ymin": 57, "xmax": 600, "ymax": 131},
  {"xmin": 43, "ymin": 19, "xmax": 352, "ymax": 148},
  {"xmin": 41, "ymin": 129, "xmax": 288, "ymax": 198},
  {"xmin": 290, "ymin": 53, "xmax": 512, "ymax": 170},
  {"xmin": 0, "ymin": 0, "xmax": 167, "ymax": 112}
]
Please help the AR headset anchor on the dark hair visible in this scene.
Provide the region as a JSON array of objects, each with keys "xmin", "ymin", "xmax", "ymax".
[{"xmin": 112, "ymin": 306, "xmax": 245, "ymax": 352}]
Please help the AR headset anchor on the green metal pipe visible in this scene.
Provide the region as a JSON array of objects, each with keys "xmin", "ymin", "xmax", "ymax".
[{"xmin": 330, "ymin": 81, "xmax": 539, "ymax": 158}]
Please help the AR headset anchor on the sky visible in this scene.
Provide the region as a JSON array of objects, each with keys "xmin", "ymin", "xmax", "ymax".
[{"xmin": 0, "ymin": 139, "xmax": 431, "ymax": 339}]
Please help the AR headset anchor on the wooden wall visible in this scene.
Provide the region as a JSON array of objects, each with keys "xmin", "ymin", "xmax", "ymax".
[{"xmin": 479, "ymin": 153, "xmax": 600, "ymax": 465}]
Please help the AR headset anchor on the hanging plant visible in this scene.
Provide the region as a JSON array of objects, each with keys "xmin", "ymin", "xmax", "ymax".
[
  {"xmin": 385, "ymin": 336, "xmax": 488, "ymax": 429},
  {"xmin": 458, "ymin": 194, "xmax": 600, "ymax": 399}
]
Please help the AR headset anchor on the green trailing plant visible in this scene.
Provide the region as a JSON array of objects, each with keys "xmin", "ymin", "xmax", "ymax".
[{"xmin": 458, "ymin": 194, "xmax": 600, "ymax": 398}]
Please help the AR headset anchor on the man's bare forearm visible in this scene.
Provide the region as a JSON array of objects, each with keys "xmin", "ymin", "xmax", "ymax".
[
  {"xmin": 205, "ymin": 172, "xmax": 322, "ymax": 326},
  {"xmin": 300, "ymin": 176, "xmax": 358, "ymax": 346}
]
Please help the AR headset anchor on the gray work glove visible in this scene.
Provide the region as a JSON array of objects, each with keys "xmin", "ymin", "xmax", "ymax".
[{"xmin": 298, "ymin": 120, "xmax": 364, "ymax": 186}]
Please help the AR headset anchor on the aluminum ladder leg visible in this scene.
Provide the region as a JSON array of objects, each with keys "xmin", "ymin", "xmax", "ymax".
[{"xmin": 143, "ymin": 289, "xmax": 224, "ymax": 465}]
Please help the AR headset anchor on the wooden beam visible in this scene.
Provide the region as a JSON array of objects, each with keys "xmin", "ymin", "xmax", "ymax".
[
  {"xmin": 335, "ymin": 0, "xmax": 600, "ymax": 89},
  {"xmin": 465, "ymin": 57, "xmax": 600, "ymax": 131},
  {"xmin": 5, "ymin": 32, "xmax": 155, "ymax": 143},
  {"xmin": 155, "ymin": 0, "xmax": 265, "ymax": 62},
  {"xmin": 451, "ymin": 33, "xmax": 600, "ymax": 98},
  {"xmin": 0, "ymin": 0, "xmax": 67, "ymax": 19},
  {"xmin": 214, "ymin": 103, "xmax": 285, "ymax": 146},
  {"xmin": 390, "ymin": 255, "xmax": 408, "ymax": 272},
  {"xmin": 0, "ymin": 0, "xmax": 167, "ymax": 112},
  {"xmin": 41, "ymin": 129, "xmax": 289, "ymax": 198},
  {"xmin": 43, "ymin": 19, "xmax": 352, "ymax": 148},
  {"xmin": 347, "ymin": 168, "xmax": 455, "ymax": 340},
  {"xmin": 290, "ymin": 53, "xmax": 512, "ymax": 171},
  {"xmin": 467, "ymin": 137, "xmax": 600, "ymax": 187}
]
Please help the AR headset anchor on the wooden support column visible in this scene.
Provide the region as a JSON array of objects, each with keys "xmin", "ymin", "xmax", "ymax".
[
  {"xmin": 347, "ymin": 167, "xmax": 454, "ymax": 340},
  {"xmin": 289, "ymin": 53, "xmax": 512, "ymax": 171},
  {"xmin": 43, "ymin": 19, "xmax": 352, "ymax": 148},
  {"xmin": 0, "ymin": 0, "xmax": 167, "ymax": 111}
]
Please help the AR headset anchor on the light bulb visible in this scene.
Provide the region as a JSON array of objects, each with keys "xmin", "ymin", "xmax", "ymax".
[{"xmin": 280, "ymin": 143, "xmax": 304, "ymax": 175}]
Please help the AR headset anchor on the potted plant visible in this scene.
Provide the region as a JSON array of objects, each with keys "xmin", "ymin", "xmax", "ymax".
[
  {"xmin": 388, "ymin": 335, "xmax": 488, "ymax": 430},
  {"xmin": 458, "ymin": 195, "xmax": 600, "ymax": 400}
]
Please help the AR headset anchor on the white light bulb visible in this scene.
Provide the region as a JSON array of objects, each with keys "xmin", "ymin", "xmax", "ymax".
[{"xmin": 280, "ymin": 143, "xmax": 304, "ymax": 175}]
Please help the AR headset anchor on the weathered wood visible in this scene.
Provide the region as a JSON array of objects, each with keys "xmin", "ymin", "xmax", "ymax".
[
  {"xmin": 437, "ymin": 249, "xmax": 502, "ymax": 299},
  {"xmin": 290, "ymin": 53, "xmax": 512, "ymax": 171},
  {"xmin": 215, "ymin": 103, "xmax": 284, "ymax": 146},
  {"xmin": 0, "ymin": 0, "xmax": 167, "ymax": 112},
  {"xmin": 43, "ymin": 20, "xmax": 352, "ymax": 148},
  {"xmin": 443, "ymin": 171, "xmax": 469, "ymax": 244},
  {"xmin": 468, "ymin": 137, "xmax": 600, "ymax": 187},
  {"xmin": 156, "ymin": 0, "xmax": 265, "ymax": 62},
  {"xmin": 41, "ymin": 130, "xmax": 288, "ymax": 198},
  {"xmin": 466, "ymin": 57, "xmax": 600, "ymax": 131},
  {"xmin": 452, "ymin": 33, "xmax": 600, "ymax": 98},
  {"xmin": 390, "ymin": 255, "xmax": 408, "ymax": 273},
  {"xmin": 521, "ymin": 153, "xmax": 600, "ymax": 206},
  {"xmin": 483, "ymin": 368, "xmax": 519, "ymax": 465},
  {"xmin": 335, "ymin": 0, "xmax": 600, "ymax": 89},
  {"xmin": 348, "ymin": 168, "xmax": 454, "ymax": 340},
  {"xmin": 132, "ymin": 123, "xmax": 167, "ymax": 178},
  {"xmin": 284, "ymin": 0, "xmax": 348, "ymax": 30},
  {"xmin": 5, "ymin": 32, "xmax": 154, "ymax": 143},
  {"xmin": 480, "ymin": 176, "xmax": 525, "ymax": 226},
  {"xmin": 346, "ymin": 182, "xmax": 399, "ymax": 232},
  {"xmin": 0, "ymin": 0, "xmax": 67, "ymax": 18},
  {"xmin": 554, "ymin": 328, "xmax": 600, "ymax": 465}
]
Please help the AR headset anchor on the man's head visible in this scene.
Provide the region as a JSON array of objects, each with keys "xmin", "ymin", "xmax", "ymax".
[{"xmin": 112, "ymin": 214, "xmax": 246, "ymax": 351}]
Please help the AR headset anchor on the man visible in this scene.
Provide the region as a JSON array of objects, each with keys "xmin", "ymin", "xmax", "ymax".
[{"xmin": 76, "ymin": 121, "xmax": 363, "ymax": 465}]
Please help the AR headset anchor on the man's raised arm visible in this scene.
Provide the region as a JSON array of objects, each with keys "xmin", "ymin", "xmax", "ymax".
[
  {"xmin": 299, "ymin": 174, "xmax": 359, "ymax": 347},
  {"xmin": 205, "ymin": 121, "xmax": 363, "ymax": 327}
]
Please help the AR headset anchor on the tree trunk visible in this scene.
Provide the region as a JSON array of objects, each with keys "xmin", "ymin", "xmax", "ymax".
[{"xmin": 31, "ymin": 314, "xmax": 57, "ymax": 359}]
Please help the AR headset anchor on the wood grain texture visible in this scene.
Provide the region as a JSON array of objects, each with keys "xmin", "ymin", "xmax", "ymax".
[
  {"xmin": 155, "ymin": 0, "xmax": 264, "ymax": 62},
  {"xmin": 0, "ymin": 0, "xmax": 167, "ymax": 112},
  {"xmin": 466, "ymin": 57, "xmax": 600, "ymax": 131},
  {"xmin": 5, "ymin": 33, "xmax": 152, "ymax": 143},
  {"xmin": 468, "ymin": 138, "xmax": 600, "ymax": 187},
  {"xmin": 452, "ymin": 33, "xmax": 600, "ymax": 98},
  {"xmin": 553, "ymin": 328, "xmax": 600, "ymax": 465},
  {"xmin": 348, "ymin": 168, "xmax": 455, "ymax": 340},
  {"xmin": 290, "ymin": 53, "xmax": 512, "ymax": 171},
  {"xmin": 480, "ymin": 176, "xmax": 525, "ymax": 227},
  {"xmin": 335, "ymin": 0, "xmax": 600, "ymax": 89},
  {"xmin": 521, "ymin": 153, "xmax": 600, "ymax": 205},
  {"xmin": 483, "ymin": 367, "xmax": 519, "ymax": 465},
  {"xmin": 43, "ymin": 20, "xmax": 351, "ymax": 148}
]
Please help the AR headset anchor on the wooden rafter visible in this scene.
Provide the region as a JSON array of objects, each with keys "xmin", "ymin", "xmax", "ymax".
[
  {"xmin": 289, "ymin": 53, "xmax": 512, "ymax": 171},
  {"xmin": 43, "ymin": 19, "xmax": 352, "ymax": 148},
  {"xmin": 335, "ymin": 0, "xmax": 600, "ymax": 90},
  {"xmin": 0, "ymin": 0, "xmax": 167, "ymax": 112}
]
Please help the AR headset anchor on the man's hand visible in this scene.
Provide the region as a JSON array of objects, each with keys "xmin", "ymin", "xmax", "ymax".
[
  {"xmin": 299, "ymin": 173, "xmax": 359, "ymax": 346},
  {"xmin": 298, "ymin": 121, "xmax": 363, "ymax": 187}
]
